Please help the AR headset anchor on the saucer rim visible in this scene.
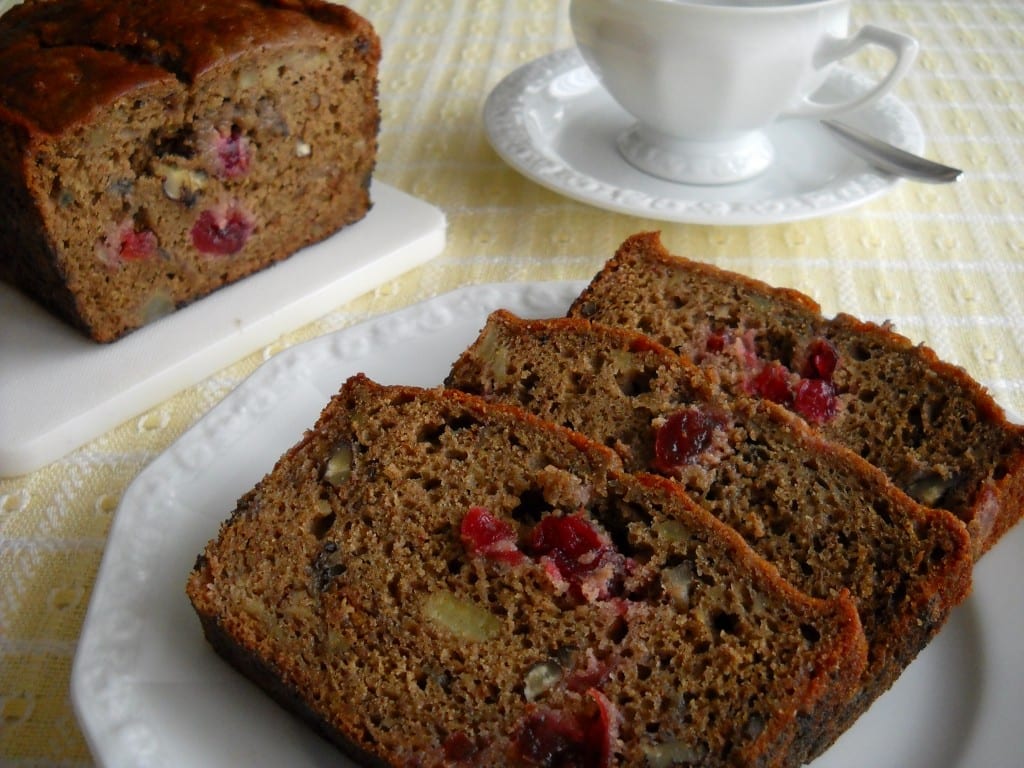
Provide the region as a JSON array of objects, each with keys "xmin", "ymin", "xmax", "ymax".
[{"xmin": 483, "ymin": 48, "xmax": 926, "ymax": 225}]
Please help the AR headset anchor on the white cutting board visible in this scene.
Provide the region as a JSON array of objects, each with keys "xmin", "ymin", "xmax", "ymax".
[{"xmin": 0, "ymin": 182, "xmax": 446, "ymax": 477}]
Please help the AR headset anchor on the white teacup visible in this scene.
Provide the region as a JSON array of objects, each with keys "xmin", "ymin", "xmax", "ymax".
[{"xmin": 569, "ymin": 0, "xmax": 919, "ymax": 184}]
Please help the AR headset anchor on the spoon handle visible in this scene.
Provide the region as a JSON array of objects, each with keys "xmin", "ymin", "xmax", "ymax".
[{"xmin": 822, "ymin": 120, "xmax": 964, "ymax": 184}]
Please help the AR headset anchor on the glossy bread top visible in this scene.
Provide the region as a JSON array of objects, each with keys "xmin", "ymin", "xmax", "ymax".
[{"xmin": 0, "ymin": 0, "xmax": 378, "ymax": 134}]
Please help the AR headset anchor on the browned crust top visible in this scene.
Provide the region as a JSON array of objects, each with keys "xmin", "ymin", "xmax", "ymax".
[{"xmin": 0, "ymin": 0, "xmax": 380, "ymax": 134}]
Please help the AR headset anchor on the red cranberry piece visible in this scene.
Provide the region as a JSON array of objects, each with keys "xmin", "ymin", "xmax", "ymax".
[
  {"xmin": 460, "ymin": 507, "xmax": 524, "ymax": 565},
  {"xmin": 97, "ymin": 219, "xmax": 158, "ymax": 265},
  {"xmin": 802, "ymin": 338, "xmax": 839, "ymax": 381},
  {"xmin": 191, "ymin": 203, "xmax": 254, "ymax": 255},
  {"xmin": 118, "ymin": 228, "xmax": 157, "ymax": 262},
  {"xmin": 653, "ymin": 408, "xmax": 714, "ymax": 472},
  {"xmin": 738, "ymin": 330, "xmax": 761, "ymax": 371},
  {"xmin": 705, "ymin": 328, "xmax": 732, "ymax": 354},
  {"xmin": 586, "ymin": 689, "xmax": 617, "ymax": 768},
  {"xmin": 526, "ymin": 515, "xmax": 605, "ymax": 579},
  {"xmin": 513, "ymin": 691, "xmax": 616, "ymax": 768},
  {"xmin": 525, "ymin": 514, "xmax": 617, "ymax": 602},
  {"xmin": 794, "ymin": 379, "xmax": 839, "ymax": 424},
  {"xmin": 207, "ymin": 126, "xmax": 251, "ymax": 180},
  {"xmin": 443, "ymin": 732, "xmax": 478, "ymax": 762},
  {"xmin": 566, "ymin": 652, "xmax": 611, "ymax": 694},
  {"xmin": 750, "ymin": 362, "xmax": 794, "ymax": 405},
  {"xmin": 515, "ymin": 708, "xmax": 587, "ymax": 767}
]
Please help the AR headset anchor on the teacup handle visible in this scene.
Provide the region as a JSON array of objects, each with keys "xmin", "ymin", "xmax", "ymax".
[{"xmin": 787, "ymin": 25, "xmax": 919, "ymax": 118}]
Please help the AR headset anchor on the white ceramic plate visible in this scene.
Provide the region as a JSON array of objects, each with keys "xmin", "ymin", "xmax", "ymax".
[
  {"xmin": 72, "ymin": 282, "xmax": 1024, "ymax": 768},
  {"xmin": 0, "ymin": 182, "xmax": 445, "ymax": 477},
  {"xmin": 484, "ymin": 49, "xmax": 925, "ymax": 225}
]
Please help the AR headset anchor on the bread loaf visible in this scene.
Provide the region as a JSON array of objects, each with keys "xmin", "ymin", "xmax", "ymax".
[{"xmin": 0, "ymin": 0, "xmax": 379, "ymax": 341}]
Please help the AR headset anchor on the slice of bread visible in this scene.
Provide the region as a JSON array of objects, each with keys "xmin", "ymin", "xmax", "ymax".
[
  {"xmin": 188, "ymin": 374, "xmax": 866, "ymax": 768},
  {"xmin": 569, "ymin": 231, "xmax": 1024, "ymax": 559},
  {"xmin": 447, "ymin": 309, "xmax": 972, "ymax": 756}
]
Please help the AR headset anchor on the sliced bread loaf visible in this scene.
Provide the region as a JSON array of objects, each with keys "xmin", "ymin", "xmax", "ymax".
[
  {"xmin": 187, "ymin": 374, "xmax": 866, "ymax": 768},
  {"xmin": 569, "ymin": 231, "xmax": 1024, "ymax": 558},
  {"xmin": 0, "ymin": 0, "xmax": 379, "ymax": 341},
  {"xmin": 447, "ymin": 309, "xmax": 972, "ymax": 755}
]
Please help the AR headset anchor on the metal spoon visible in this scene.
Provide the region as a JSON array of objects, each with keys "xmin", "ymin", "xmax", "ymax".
[{"xmin": 822, "ymin": 119, "xmax": 964, "ymax": 184}]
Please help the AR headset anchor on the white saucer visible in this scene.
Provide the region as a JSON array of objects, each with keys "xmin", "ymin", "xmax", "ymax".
[{"xmin": 484, "ymin": 49, "xmax": 925, "ymax": 225}]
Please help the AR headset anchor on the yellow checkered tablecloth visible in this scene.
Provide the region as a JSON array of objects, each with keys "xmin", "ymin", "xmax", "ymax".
[{"xmin": 2, "ymin": 1, "xmax": 1023, "ymax": 764}]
